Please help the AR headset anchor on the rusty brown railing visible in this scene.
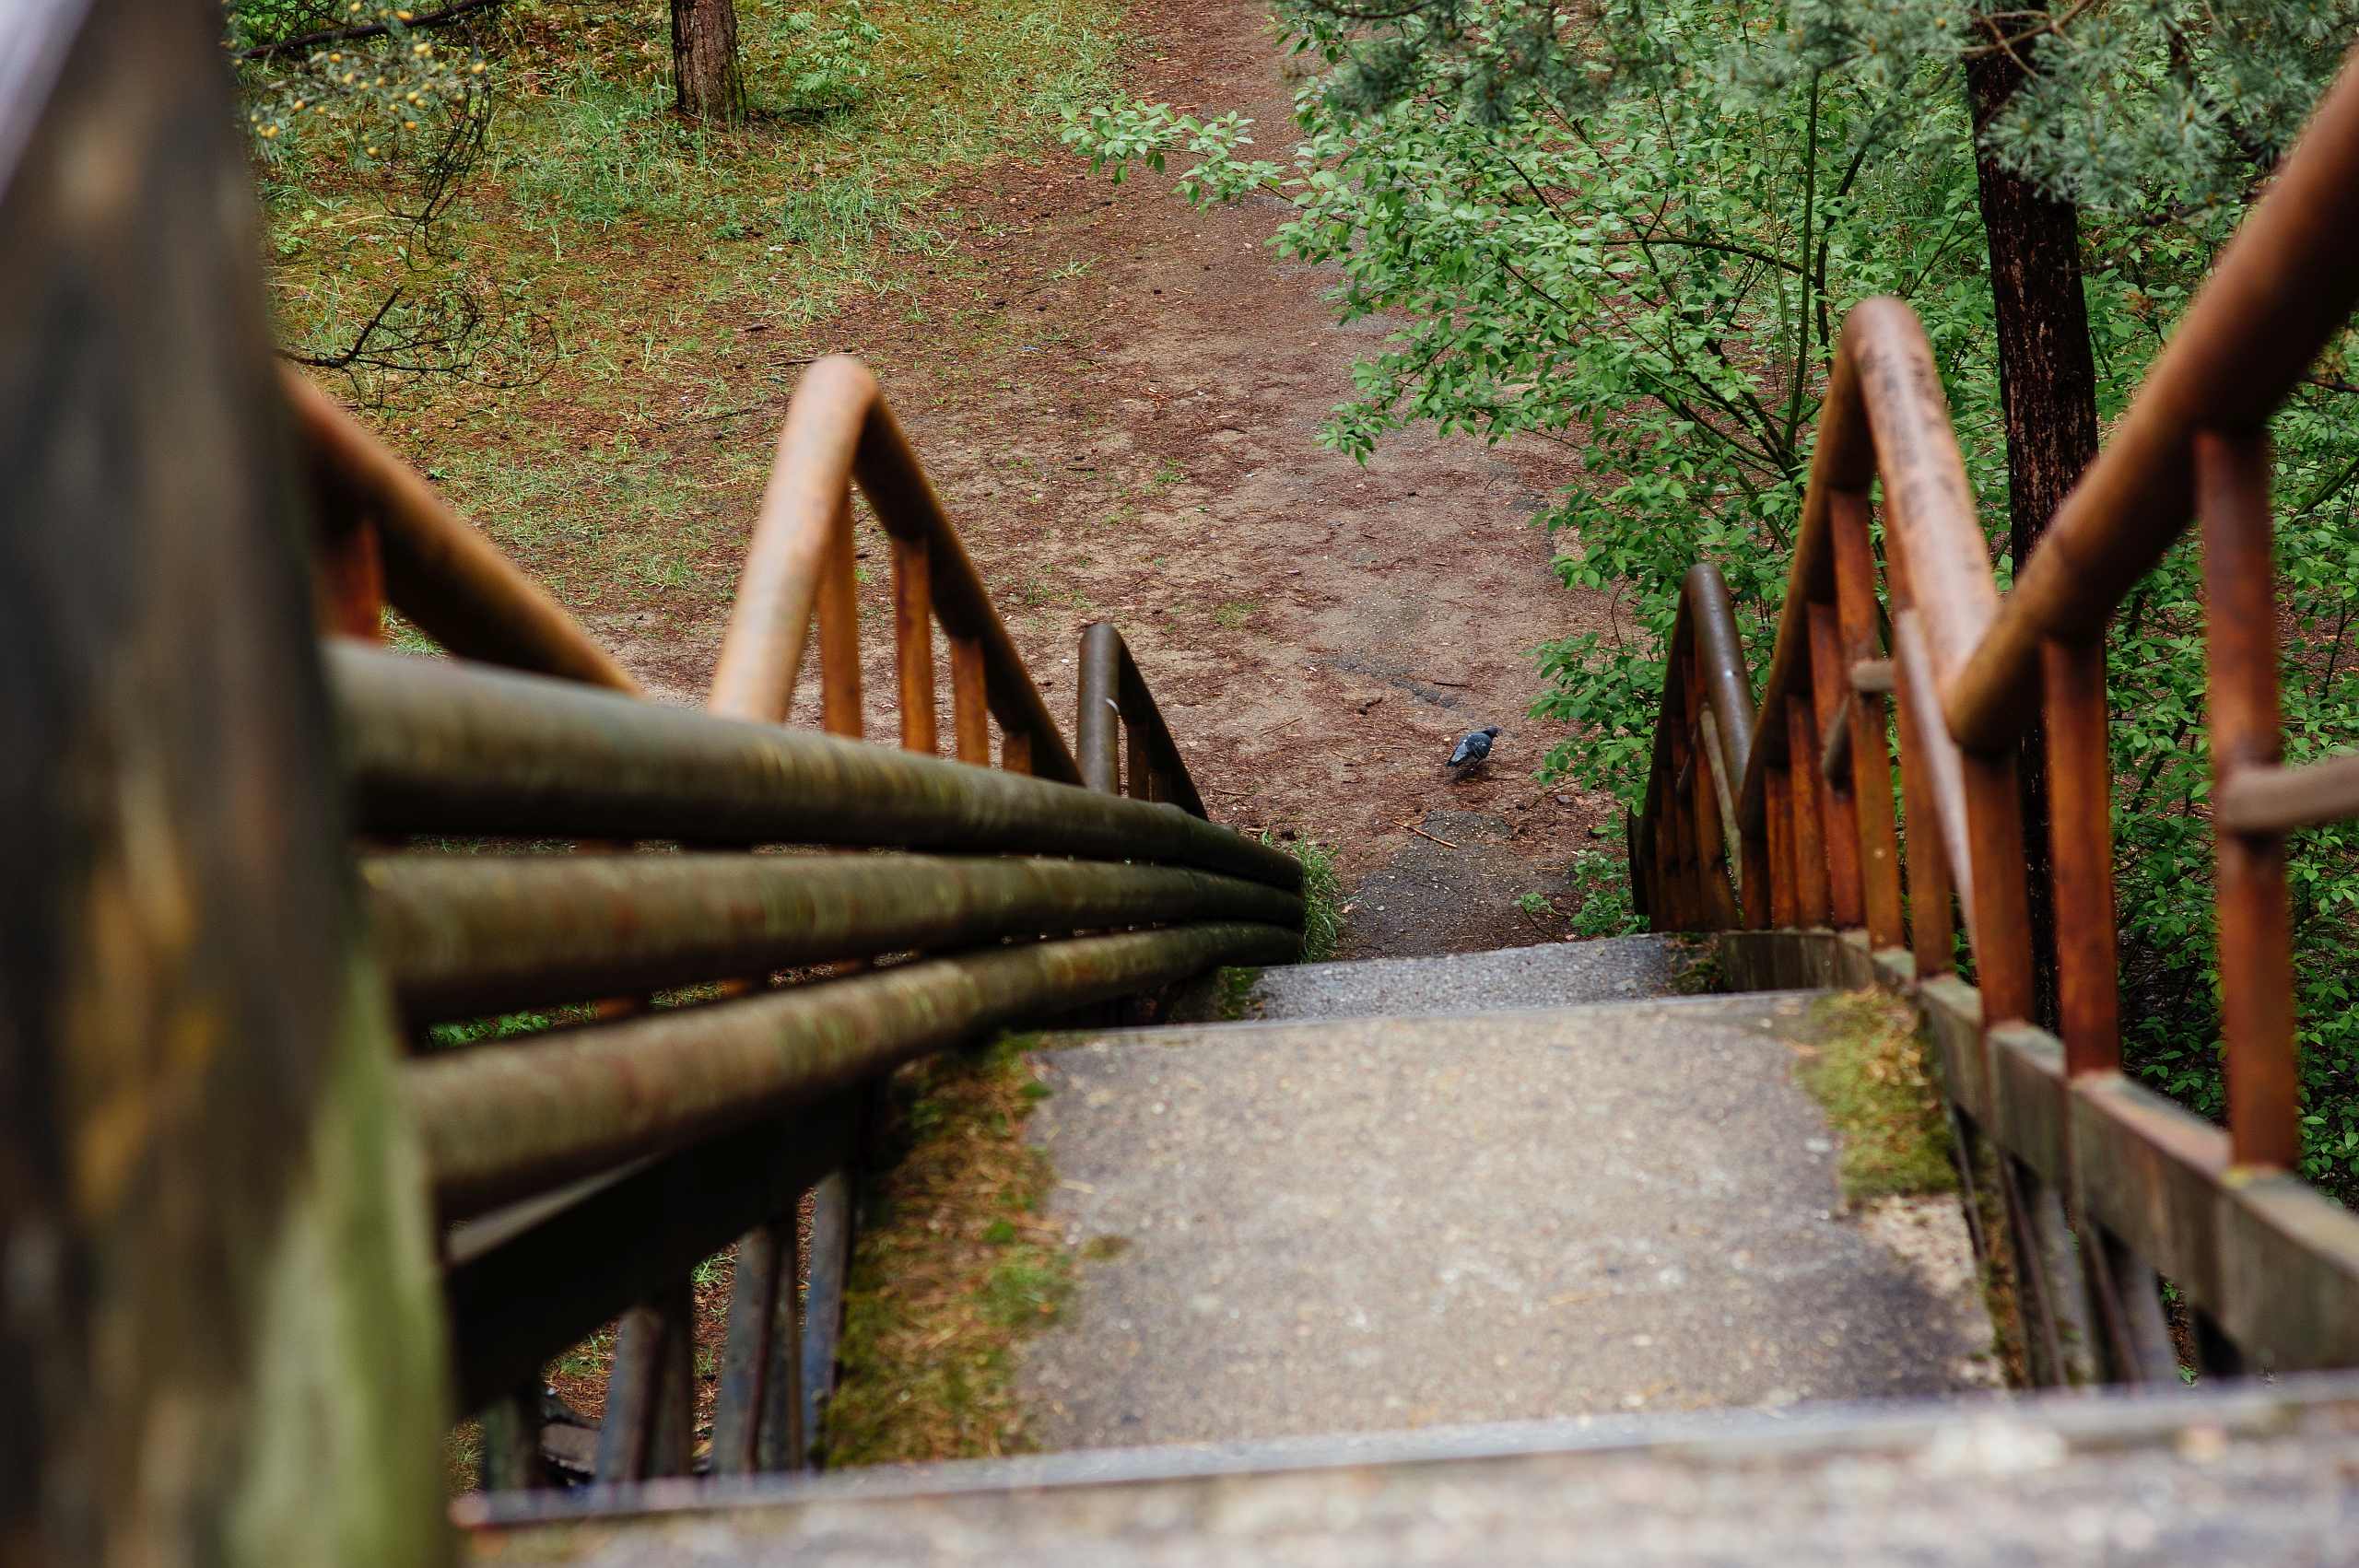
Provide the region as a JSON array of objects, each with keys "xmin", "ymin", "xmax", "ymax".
[
  {"xmin": 1632, "ymin": 53, "xmax": 2359, "ymax": 1386},
  {"xmin": 1075, "ymin": 620, "xmax": 1210, "ymax": 818},
  {"xmin": 1630, "ymin": 563, "xmax": 1755, "ymax": 932},
  {"xmin": 300, "ymin": 357, "xmax": 1290, "ymax": 1484},
  {"xmin": 709, "ymin": 354, "xmax": 1081, "ymax": 780}
]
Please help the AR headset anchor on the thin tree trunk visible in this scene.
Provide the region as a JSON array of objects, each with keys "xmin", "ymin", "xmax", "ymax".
[
  {"xmin": 672, "ymin": 0, "xmax": 745, "ymax": 123},
  {"xmin": 1967, "ymin": 49, "xmax": 2103, "ymax": 1033}
]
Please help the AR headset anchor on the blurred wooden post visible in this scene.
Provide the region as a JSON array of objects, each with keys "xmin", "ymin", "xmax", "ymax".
[
  {"xmin": 1786, "ymin": 696, "xmax": 1833, "ymax": 926},
  {"xmin": 1665, "ymin": 687, "xmax": 1697, "ymax": 930},
  {"xmin": 1960, "ymin": 749, "xmax": 2039, "ymax": 1026},
  {"xmin": 1807, "ymin": 603, "xmax": 1867, "ymax": 929},
  {"xmin": 1739, "ymin": 817, "xmax": 1773, "ymax": 930},
  {"xmin": 594, "ymin": 1280, "xmax": 695, "ymax": 1482},
  {"xmin": 1696, "ymin": 708, "xmax": 1743, "ymax": 929},
  {"xmin": 1882, "ymin": 531, "xmax": 1958, "ymax": 975},
  {"xmin": 950, "ymin": 635, "xmax": 991, "ymax": 765},
  {"xmin": 2198, "ymin": 430, "xmax": 2301, "ymax": 1170},
  {"xmin": 0, "ymin": 1, "xmax": 448, "ymax": 1558},
  {"xmin": 714, "ymin": 1218, "xmax": 802, "ymax": 1475},
  {"xmin": 2043, "ymin": 635, "xmax": 2122, "ymax": 1075},
  {"xmin": 1766, "ymin": 767, "xmax": 1800, "ymax": 930}
]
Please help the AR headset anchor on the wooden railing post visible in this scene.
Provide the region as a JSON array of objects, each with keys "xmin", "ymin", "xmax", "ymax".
[
  {"xmin": 1959, "ymin": 751, "xmax": 2037, "ymax": 1025},
  {"xmin": 1669, "ymin": 668, "xmax": 1701, "ymax": 928},
  {"xmin": 1076, "ymin": 624, "xmax": 1122, "ymax": 794},
  {"xmin": 2042, "ymin": 635, "xmax": 2121, "ymax": 1074},
  {"xmin": 2198, "ymin": 429, "xmax": 2301, "ymax": 1171},
  {"xmin": 1881, "ymin": 527, "xmax": 1958, "ymax": 974},
  {"xmin": 816, "ymin": 490, "xmax": 863, "ymax": 740},
  {"xmin": 594, "ymin": 1279, "xmax": 695, "ymax": 1483},
  {"xmin": 1680, "ymin": 650, "xmax": 1736, "ymax": 927},
  {"xmin": 1650, "ymin": 784, "xmax": 1683, "ymax": 930},
  {"xmin": 1696, "ymin": 708, "xmax": 1743, "ymax": 928},
  {"xmin": 1785, "ymin": 696, "xmax": 1833, "ymax": 926},
  {"xmin": 1830, "ymin": 494, "xmax": 1906, "ymax": 951},
  {"xmin": 949, "ymin": 634, "xmax": 991, "ymax": 766},
  {"xmin": 1739, "ymin": 818, "xmax": 1773, "ymax": 930},
  {"xmin": 892, "ymin": 532, "xmax": 937, "ymax": 755},
  {"xmin": 1766, "ymin": 766, "xmax": 1800, "ymax": 930},
  {"xmin": 713, "ymin": 1215, "xmax": 803, "ymax": 1474},
  {"xmin": 800, "ymin": 1167, "xmax": 861, "ymax": 1469},
  {"xmin": 1807, "ymin": 603, "xmax": 1867, "ymax": 930}
]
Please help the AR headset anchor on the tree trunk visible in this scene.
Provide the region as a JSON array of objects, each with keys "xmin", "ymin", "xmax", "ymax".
[
  {"xmin": 672, "ymin": 0, "xmax": 745, "ymax": 123},
  {"xmin": 1967, "ymin": 49, "xmax": 2103, "ymax": 1032}
]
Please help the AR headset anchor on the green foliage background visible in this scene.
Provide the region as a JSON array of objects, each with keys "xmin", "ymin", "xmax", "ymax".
[{"xmin": 1069, "ymin": 0, "xmax": 2359, "ymax": 1197}]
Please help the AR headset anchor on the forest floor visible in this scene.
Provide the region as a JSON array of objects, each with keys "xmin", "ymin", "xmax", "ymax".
[{"xmin": 343, "ymin": 0, "xmax": 1630, "ymax": 965}]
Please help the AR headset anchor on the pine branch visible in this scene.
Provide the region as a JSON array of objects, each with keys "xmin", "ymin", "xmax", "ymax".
[{"xmin": 236, "ymin": 0, "xmax": 503, "ymax": 61}]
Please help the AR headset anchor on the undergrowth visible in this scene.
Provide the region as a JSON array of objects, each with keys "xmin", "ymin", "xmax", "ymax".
[
  {"xmin": 1567, "ymin": 848, "xmax": 1644, "ymax": 938},
  {"xmin": 1795, "ymin": 989, "xmax": 1958, "ymax": 1204},
  {"xmin": 1262, "ymin": 832, "xmax": 1344, "ymax": 963},
  {"xmin": 826, "ymin": 1038, "xmax": 1074, "ymax": 1465}
]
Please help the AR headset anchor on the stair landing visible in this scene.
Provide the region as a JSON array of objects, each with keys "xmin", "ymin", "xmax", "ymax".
[{"xmin": 1015, "ymin": 982, "xmax": 1996, "ymax": 1452}]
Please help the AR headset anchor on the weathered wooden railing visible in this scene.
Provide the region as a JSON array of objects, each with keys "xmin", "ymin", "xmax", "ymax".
[
  {"xmin": 299, "ymin": 355, "xmax": 1299, "ymax": 1484},
  {"xmin": 1076, "ymin": 621, "xmax": 1208, "ymax": 817},
  {"xmin": 1633, "ymin": 53, "xmax": 2359, "ymax": 1386}
]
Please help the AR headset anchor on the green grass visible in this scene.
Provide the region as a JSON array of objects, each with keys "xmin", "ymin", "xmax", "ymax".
[
  {"xmin": 1794, "ymin": 990, "xmax": 1959, "ymax": 1203},
  {"xmin": 251, "ymin": 0, "xmax": 1126, "ymax": 616},
  {"xmin": 423, "ymin": 1002, "xmax": 595, "ymax": 1050},
  {"xmin": 1258, "ymin": 832, "xmax": 1344, "ymax": 964}
]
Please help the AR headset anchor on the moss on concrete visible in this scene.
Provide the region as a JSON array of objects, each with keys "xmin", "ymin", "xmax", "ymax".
[{"xmin": 1797, "ymin": 990, "xmax": 1959, "ymax": 1203}]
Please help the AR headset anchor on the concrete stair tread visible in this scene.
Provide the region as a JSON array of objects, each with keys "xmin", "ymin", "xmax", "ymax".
[
  {"xmin": 1013, "ymin": 991, "xmax": 1997, "ymax": 1455},
  {"xmin": 458, "ymin": 1373, "xmax": 2359, "ymax": 1563},
  {"xmin": 1240, "ymin": 934, "xmax": 1700, "ymax": 1022}
]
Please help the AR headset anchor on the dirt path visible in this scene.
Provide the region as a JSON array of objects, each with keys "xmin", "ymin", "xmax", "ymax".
[{"xmin": 586, "ymin": 0, "xmax": 1625, "ymax": 955}]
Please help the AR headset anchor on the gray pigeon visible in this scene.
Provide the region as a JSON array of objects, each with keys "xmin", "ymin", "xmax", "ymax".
[{"xmin": 1448, "ymin": 726, "xmax": 1501, "ymax": 770}]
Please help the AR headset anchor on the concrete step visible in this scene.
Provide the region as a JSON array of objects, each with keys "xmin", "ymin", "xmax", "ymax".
[
  {"xmin": 1014, "ymin": 991, "xmax": 1995, "ymax": 1454},
  {"xmin": 1244, "ymin": 934, "xmax": 1699, "ymax": 1021},
  {"xmin": 457, "ymin": 1373, "xmax": 2359, "ymax": 1563}
]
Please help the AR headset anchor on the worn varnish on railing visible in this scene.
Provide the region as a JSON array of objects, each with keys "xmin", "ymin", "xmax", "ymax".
[
  {"xmin": 300, "ymin": 356, "xmax": 1298, "ymax": 1487},
  {"xmin": 1631, "ymin": 46, "xmax": 2359, "ymax": 1387}
]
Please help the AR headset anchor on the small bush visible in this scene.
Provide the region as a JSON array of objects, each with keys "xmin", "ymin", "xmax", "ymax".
[{"xmin": 1567, "ymin": 848, "xmax": 1644, "ymax": 938}]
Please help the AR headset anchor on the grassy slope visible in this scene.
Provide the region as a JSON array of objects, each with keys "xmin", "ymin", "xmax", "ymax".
[{"xmin": 261, "ymin": 0, "xmax": 1121, "ymax": 619}]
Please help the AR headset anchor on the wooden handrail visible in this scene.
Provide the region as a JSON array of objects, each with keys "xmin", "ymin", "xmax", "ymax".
[
  {"xmin": 1631, "ymin": 40, "xmax": 2359, "ymax": 1387},
  {"xmin": 287, "ymin": 368, "xmax": 641, "ymax": 694},
  {"xmin": 707, "ymin": 355, "xmax": 1083, "ymax": 783}
]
